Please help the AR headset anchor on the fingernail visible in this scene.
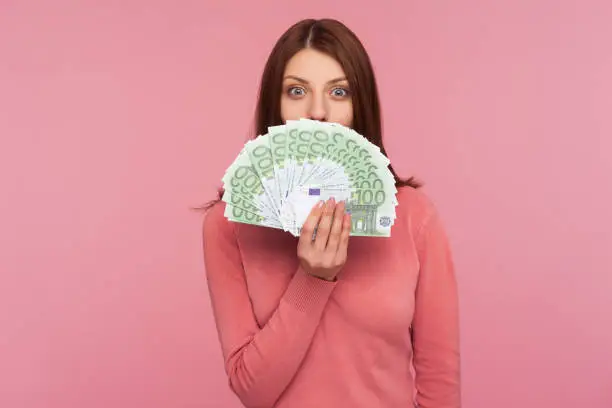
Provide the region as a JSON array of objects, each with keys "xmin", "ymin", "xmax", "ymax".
[{"xmin": 317, "ymin": 200, "xmax": 325, "ymax": 208}]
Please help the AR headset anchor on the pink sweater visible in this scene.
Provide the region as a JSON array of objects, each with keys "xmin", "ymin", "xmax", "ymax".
[{"xmin": 202, "ymin": 186, "xmax": 461, "ymax": 408}]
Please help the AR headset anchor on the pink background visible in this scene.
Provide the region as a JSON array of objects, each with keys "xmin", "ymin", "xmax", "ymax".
[{"xmin": 1, "ymin": 1, "xmax": 611, "ymax": 407}]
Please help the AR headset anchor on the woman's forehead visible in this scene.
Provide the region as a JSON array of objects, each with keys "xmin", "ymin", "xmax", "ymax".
[{"xmin": 283, "ymin": 49, "xmax": 347, "ymax": 84}]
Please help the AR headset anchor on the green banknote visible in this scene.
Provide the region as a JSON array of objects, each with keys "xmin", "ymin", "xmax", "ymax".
[{"xmin": 221, "ymin": 119, "xmax": 398, "ymax": 237}]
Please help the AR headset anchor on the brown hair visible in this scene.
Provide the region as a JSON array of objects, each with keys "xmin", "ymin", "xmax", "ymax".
[{"xmin": 202, "ymin": 18, "xmax": 421, "ymax": 210}]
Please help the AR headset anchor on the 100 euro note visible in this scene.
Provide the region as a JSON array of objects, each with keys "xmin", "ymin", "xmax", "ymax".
[
  {"xmin": 243, "ymin": 137, "xmax": 282, "ymax": 217},
  {"xmin": 221, "ymin": 147, "xmax": 283, "ymax": 230},
  {"xmin": 267, "ymin": 123, "xmax": 293, "ymax": 209}
]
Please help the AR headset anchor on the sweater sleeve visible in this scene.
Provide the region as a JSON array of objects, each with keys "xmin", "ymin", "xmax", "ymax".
[
  {"xmin": 202, "ymin": 203, "xmax": 337, "ymax": 408},
  {"xmin": 412, "ymin": 207, "xmax": 462, "ymax": 408}
]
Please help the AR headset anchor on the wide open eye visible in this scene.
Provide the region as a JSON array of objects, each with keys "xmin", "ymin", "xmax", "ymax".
[
  {"xmin": 330, "ymin": 87, "xmax": 350, "ymax": 98},
  {"xmin": 287, "ymin": 86, "xmax": 306, "ymax": 97}
]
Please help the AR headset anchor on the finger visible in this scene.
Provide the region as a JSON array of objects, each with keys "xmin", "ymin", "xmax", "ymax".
[
  {"xmin": 335, "ymin": 213, "xmax": 352, "ymax": 261},
  {"xmin": 326, "ymin": 200, "xmax": 345, "ymax": 253},
  {"xmin": 314, "ymin": 198, "xmax": 335, "ymax": 251},
  {"xmin": 299, "ymin": 200, "xmax": 325, "ymax": 244}
]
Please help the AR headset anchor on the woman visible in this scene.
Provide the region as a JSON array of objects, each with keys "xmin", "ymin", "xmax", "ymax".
[{"xmin": 202, "ymin": 18, "xmax": 461, "ymax": 408}]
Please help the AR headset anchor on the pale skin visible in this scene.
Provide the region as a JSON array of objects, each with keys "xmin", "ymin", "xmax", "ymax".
[{"xmin": 280, "ymin": 48, "xmax": 353, "ymax": 281}]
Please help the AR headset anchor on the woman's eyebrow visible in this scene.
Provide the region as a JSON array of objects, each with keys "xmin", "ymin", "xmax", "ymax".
[{"xmin": 283, "ymin": 75, "xmax": 348, "ymax": 85}]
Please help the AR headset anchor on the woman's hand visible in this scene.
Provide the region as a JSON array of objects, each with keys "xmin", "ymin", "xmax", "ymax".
[{"xmin": 297, "ymin": 198, "xmax": 352, "ymax": 281}]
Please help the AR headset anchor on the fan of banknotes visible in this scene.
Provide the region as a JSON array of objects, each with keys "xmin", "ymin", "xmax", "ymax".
[{"xmin": 221, "ymin": 118, "xmax": 398, "ymax": 237}]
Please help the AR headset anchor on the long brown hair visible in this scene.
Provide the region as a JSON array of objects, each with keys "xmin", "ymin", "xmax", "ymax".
[{"xmin": 202, "ymin": 18, "xmax": 421, "ymax": 210}]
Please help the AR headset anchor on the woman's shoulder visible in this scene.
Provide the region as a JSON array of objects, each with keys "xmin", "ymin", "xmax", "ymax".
[
  {"xmin": 201, "ymin": 199, "xmax": 234, "ymax": 238},
  {"xmin": 396, "ymin": 185, "xmax": 438, "ymax": 218},
  {"xmin": 394, "ymin": 186, "xmax": 442, "ymax": 237}
]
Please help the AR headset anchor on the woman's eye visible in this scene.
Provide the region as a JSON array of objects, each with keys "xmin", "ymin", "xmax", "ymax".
[
  {"xmin": 331, "ymin": 87, "xmax": 350, "ymax": 97},
  {"xmin": 287, "ymin": 87, "xmax": 305, "ymax": 96}
]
